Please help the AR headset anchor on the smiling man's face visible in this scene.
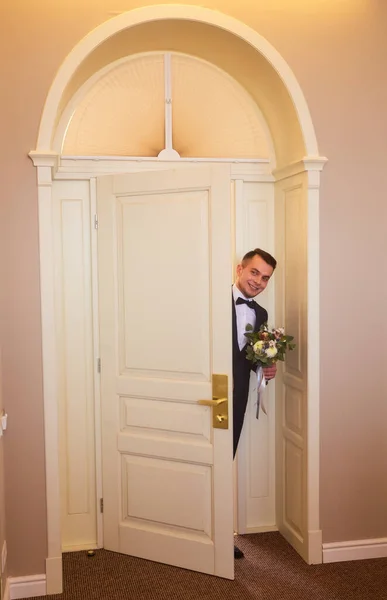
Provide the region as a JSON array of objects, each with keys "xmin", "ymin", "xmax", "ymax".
[{"xmin": 235, "ymin": 254, "xmax": 273, "ymax": 298}]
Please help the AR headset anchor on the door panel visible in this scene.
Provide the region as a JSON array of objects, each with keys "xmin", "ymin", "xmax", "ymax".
[
  {"xmin": 274, "ymin": 173, "xmax": 318, "ymax": 563},
  {"xmin": 234, "ymin": 180, "xmax": 276, "ymax": 533},
  {"xmin": 97, "ymin": 166, "xmax": 234, "ymax": 578},
  {"xmin": 53, "ymin": 180, "xmax": 98, "ymax": 551}
]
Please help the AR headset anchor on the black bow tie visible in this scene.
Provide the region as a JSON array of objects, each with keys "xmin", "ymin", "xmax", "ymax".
[{"xmin": 236, "ymin": 297, "xmax": 256, "ymax": 310}]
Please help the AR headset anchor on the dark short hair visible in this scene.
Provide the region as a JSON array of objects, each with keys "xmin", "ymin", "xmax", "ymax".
[{"xmin": 241, "ymin": 248, "xmax": 277, "ymax": 271}]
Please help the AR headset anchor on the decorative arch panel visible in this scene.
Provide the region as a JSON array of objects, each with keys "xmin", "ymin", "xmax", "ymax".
[{"xmin": 61, "ymin": 52, "xmax": 271, "ymax": 159}]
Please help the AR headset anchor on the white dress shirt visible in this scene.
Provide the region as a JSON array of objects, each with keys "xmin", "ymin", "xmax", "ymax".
[{"xmin": 233, "ymin": 283, "xmax": 256, "ymax": 351}]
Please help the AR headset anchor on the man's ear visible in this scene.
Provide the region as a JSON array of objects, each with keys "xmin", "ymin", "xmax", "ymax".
[{"xmin": 236, "ymin": 263, "xmax": 243, "ymax": 277}]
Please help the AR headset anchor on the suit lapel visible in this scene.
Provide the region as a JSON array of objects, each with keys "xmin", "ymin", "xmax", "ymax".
[
  {"xmin": 253, "ymin": 302, "xmax": 261, "ymax": 333},
  {"xmin": 233, "ymin": 293, "xmax": 257, "ymax": 355},
  {"xmin": 232, "ymin": 296, "xmax": 240, "ymax": 359}
]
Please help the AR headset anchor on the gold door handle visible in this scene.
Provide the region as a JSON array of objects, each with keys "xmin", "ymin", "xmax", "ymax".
[
  {"xmin": 197, "ymin": 374, "xmax": 229, "ymax": 429},
  {"xmin": 198, "ymin": 397, "xmax": 227, "ymax": 407}
]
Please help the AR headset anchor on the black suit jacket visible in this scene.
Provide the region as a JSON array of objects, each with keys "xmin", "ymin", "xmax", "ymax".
[{"xmin": 232, "ymin": 295, "xmax": 268, "ymax": 454}]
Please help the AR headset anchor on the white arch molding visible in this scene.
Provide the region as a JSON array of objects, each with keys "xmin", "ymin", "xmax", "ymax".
[
  {"xmin": 36, "ymin": 4, "xmax": 319, "ymax": 156},
  {"xmin": 29, "ymin": 5, "xmax": 327, "ymax": 594}
]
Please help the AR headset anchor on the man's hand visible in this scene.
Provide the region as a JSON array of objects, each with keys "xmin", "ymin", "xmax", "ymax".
[{"xmin": 263, "ymin": 363, "xmax": 277, "ymax": 381}]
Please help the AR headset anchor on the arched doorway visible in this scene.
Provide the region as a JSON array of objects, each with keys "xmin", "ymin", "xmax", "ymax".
[{"xmin": 30, "ymin": 5, "xmax": 326, "ymax": 594}]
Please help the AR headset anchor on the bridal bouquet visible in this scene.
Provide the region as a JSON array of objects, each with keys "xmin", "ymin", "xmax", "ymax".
[
  {"xmin": 244, "ymin": 323, "xmax": 296, "ymax": 367},
  {"xmin": 244, "ymin": 323, "xmax": 296, "ymax": 418}
]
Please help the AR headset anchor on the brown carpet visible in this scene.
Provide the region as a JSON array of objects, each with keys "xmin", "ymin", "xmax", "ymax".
[{"xmin": 27, "ymin": 533, "xmax": 387, "ymax": 600}]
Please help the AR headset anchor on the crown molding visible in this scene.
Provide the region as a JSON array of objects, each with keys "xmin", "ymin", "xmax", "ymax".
[
  {"xmin": 28, "ymin": 151, "xmax": 59, "ymax": 168},
  {"xmin": 273, "ymin": 157, "xmax": 328, "ymax": 182},
  {"xmin": 50, "ymin": 157, "xmax": 274, "ymax": 181},
  {"xmin": 29, "ymin": 151, "xmax": 60, "ymax": 186}
]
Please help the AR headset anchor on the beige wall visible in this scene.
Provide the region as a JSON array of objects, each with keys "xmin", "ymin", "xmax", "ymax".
[{"xmin": 0, "ymin": 0, "xmax": 386, "ymax": 576}]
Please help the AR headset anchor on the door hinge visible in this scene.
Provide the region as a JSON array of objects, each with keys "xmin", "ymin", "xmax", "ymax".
[
  {"xmin": 97, "ymin": 358, "xmax": 101, "ymax": 373},
  {"xmin": 100, "ymin": 498, "xmax": 104, "ymax": 513},
  {"xmin": 94, "ymin": 214, "xmax": 98, "ymax": 230}
]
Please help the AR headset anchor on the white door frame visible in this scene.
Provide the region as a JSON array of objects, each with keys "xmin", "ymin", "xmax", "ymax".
[{"xmin": 29, "ymin": 5, "xmax": 326, "ymax": 594}]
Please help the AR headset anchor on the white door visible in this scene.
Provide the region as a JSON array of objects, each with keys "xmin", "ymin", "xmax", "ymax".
[
  {"xmin": 274, "ymin": 173, "xmax": 321, "ymax": 564},
  {"xmin": 52, "ymin": 180, "xmax": 99, "ymax": 552},
  {"xmin": 97, "ymin": 165, "xmax": 234, "ymax": 578},
  {"xmin": 234, "ymin": 181, "xmax": 276, "ymax": 534}
]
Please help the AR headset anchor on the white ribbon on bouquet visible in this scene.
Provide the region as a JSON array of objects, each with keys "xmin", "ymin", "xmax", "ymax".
[{"xmin": 255, "ymin": 365, "xmax": 267, "ymax": 419}]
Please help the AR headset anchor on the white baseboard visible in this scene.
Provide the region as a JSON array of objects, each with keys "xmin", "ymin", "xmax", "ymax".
[
  {"xmin": 245, "ymin": 525, "xmax": 278, "ymax": 534},
  {"xmin": 62, "ymin": 543, "xmax": 97, "ymax": 553},
  {"xmin": 323, "ymin": 537, "xmax": 387, "ymax": 563},
  {"xmin": 8, "ymin": 575, "xmax": 46, "ymax": 600}
]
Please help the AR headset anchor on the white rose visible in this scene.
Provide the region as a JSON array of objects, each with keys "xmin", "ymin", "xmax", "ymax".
[
  {"xmin": 253, "ymin": 340, "xmax": 264, "ymax": 353},
  {"xmin": 265, "ymin": 346, "xmax": 278, "ymax": 358}
]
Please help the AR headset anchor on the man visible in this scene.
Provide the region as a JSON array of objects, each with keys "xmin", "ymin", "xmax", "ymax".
[{"xmin": 232, "ymin": 248, "xmax": 277, "ymax": 559}]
